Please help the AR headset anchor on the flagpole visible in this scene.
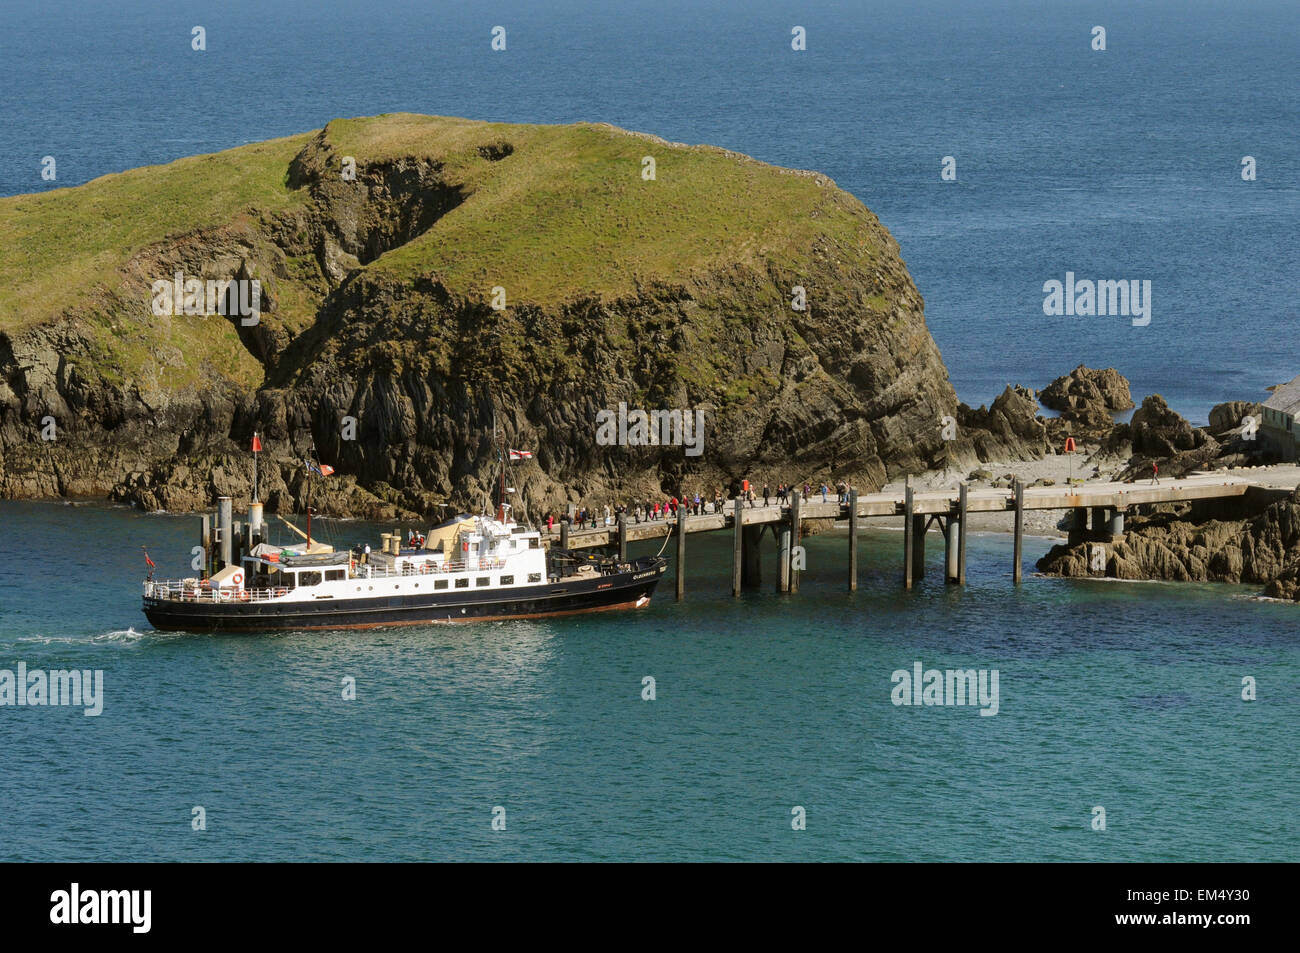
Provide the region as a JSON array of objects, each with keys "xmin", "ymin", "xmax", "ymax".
[{"xmin": 252, "ymin": 431, "xmax": 259, "ymax": 503}]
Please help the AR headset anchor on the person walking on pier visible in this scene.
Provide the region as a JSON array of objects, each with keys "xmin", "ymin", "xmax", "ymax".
[
  {"xmin": 820, "ymin": 483, "xmax": 829, "ymax": 503},
  {"xmin": 1151, "ymin": 461, "xmax": 1160, "ymax": 485},
  {"xmin": 762, "ymin": 482, "xmax": 770, "ymax": 506}
]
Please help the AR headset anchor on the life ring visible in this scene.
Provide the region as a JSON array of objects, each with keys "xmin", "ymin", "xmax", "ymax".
[
  {"xmin": 274, "ymin": 588, "xmax": 287, "ymax": 598},
  {"xmin": 420, "ymin": 563, "xmax": 431, "ymax": 574},
  {"xmin": 232, "ymin": 571, "xmax": 243, "ymax": 586},
  {"xmin": 238, "ymin": 590, "xmax": 250, "ymax": 601}
]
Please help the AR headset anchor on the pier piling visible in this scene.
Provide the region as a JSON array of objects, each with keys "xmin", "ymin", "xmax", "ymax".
[
  {"xmin": 848, "ymin": 489, "xmax": 858, "ymax": 591},
  {"xmin": 1013, "ymin": 480, "xmax": 1024, "ymax": 584},
  {"xmin": 676, "ymin": 512, "xmax": 687, "ymax": 600},
  {"xmin": 911, "ymin": 514, "xmax": 927, "ymax": 581},
  {"xmin": 945, "ymin": 517, "xmax": 960, "ymax": 583},
  {"xmin": 1069, "ymin": 507, "xmax": 1088, "ymax": 546},
  {"xmin": 732, "ymin": 497, "xmax": 744, "ymax": 596},
  {"xmin": 958, "ymin": 482, "xmax": 968, "ymax": 586},
  {"xmin": 904, "ymin": 485, "xmax": 914, "ymax": 589},
  {"xmin": 778, "ymin": 524, "xmax": 792, "ymax": 593},
  {"xmin": 790, "ymin": 489, "xmax": 802, "ymax": 594},
  {"xmin": 742, "ymin": 524, "xmax": 763, "ymax": 588}
]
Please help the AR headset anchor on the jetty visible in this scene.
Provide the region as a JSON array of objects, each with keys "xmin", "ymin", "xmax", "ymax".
[{"xmin": 541, "ymin": 473, "xmax": 1293, "ymax": 597}]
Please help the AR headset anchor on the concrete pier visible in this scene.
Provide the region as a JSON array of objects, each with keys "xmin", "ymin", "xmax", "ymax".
[{"xmin": 536, "ymin": 472, "xmax": 1264, "ymax": 596}]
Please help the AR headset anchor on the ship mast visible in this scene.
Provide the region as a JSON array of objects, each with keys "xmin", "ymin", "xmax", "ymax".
[
  {"xmin": 305, "ymin": 452, "xmax": 313, "ymax": 549},
  {"xmin": 495, "ymin": 407, "xmax": 506, "ymax": 523}
]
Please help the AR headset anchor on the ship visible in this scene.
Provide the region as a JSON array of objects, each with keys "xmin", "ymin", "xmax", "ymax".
[{"xmin": 141, "ymin": 440, "xmax": 668, "ymax": 632}]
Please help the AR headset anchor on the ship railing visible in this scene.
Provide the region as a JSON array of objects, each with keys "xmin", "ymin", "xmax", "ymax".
[
  {"xmin": 143, "ymin": 581, "xmax": 287, "ymax": 603},
  {"xmin": 356, "ymin": 557, "xmax": 510, "ymax": 577}
]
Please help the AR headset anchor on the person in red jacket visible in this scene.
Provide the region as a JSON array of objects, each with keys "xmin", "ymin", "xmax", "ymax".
[{"xmin": 1151, "ymin": 461, "xmax": 1160, "ymax": 485}]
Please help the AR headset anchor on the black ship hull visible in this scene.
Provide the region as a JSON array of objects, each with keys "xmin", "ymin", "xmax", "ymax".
[{"xmin": 143, "ymin": 557, "xmax": 668, "ymax": 633}]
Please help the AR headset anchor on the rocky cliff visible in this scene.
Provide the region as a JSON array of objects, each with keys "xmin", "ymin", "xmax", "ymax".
[{"xmin": 0, "ymin": 114, "xmax": 961, "ymax": 519}]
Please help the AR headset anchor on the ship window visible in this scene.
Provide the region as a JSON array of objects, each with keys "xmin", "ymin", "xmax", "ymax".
[
  {"xmin": 299, "ymin": 571, "xmax": 322, "ymax": 587},
  {"xmin": 500, "ymin": 575, "xmax": 514, "ymax": 585},
  {"xmin": 435, "ymin": 579, "xmax": 448, "ymax": 590},
  {"xmin": 529, "ymin": 538, "xmax": 539, "ymax": 548},
  {"xmin": 476, "ymin": 577, "xmax": 490, "ymax": 587},
  {"xmin": 325, "ymin": 570, "xmax": 345, "ymax": 581},
  {"xmin": 455, "ymin": 578, "xmax": 468, "ymax": 589},
  {"xmin": 528, "ymin": 573, "xmax": 541, "ymax": 583}
]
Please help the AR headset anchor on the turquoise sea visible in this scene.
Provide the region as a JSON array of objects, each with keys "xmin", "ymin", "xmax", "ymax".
[{"xmin": 0, "ymin": 501, "xmax": 1295, "ymax": 861}]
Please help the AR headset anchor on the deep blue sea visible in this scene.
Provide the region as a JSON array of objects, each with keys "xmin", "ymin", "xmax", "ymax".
[{"xmin": 1, "ymin": 1, "xmax": 1297, "ymax": 861}]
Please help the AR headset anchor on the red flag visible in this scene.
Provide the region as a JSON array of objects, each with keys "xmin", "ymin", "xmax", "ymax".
[
  {"xmin": 508, "ymin": 449, "xmax": 533, "ymax": 460},
  {"xmin": 319, "ymin": 464, "xmax": 335, "ymax": 476},
  {"xmin": 144, "ymin": 550, "xmax": 155, "ymax": 568},
  {"xmin": 252, "ymin": 433, "xmax": 262, "ymax": 453}
]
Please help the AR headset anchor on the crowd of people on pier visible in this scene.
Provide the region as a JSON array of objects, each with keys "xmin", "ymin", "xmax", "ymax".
[{"xmin": 541, "ymin": 478, "xmax": 858, "ymax": 532}]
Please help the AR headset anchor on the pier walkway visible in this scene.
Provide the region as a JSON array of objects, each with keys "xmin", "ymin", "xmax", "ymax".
[{"xmin": 540, "ymin": 473, "xmax": 1290, "ymax": 596}]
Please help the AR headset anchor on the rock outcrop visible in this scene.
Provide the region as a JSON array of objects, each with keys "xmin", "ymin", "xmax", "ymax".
[
  {"xmin": 0, "ymin": 114, "xmax": 960, "ymax": 518},
  {"xmin": 1036, "ymin": 487, "xmax": 1300, "ymax": 600},
  {"xmin": 1039, "ymin": 364, "xmax": 1133, "ymax": 434},
  {"xmin": 1117, "ymin": 395, "xmax": 1220, "ymax": 481},
  {"xmin": 953, "ymin": 385, "xmax": 1051, "ymax": 463}
]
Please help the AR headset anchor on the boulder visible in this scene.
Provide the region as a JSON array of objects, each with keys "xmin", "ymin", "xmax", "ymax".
[{"xmin": 1040, "ymin": 365, "xmax": 1133, "ymax": 433}]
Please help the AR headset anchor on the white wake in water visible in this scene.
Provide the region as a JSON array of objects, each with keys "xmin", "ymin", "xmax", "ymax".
[{"xmin": 11, "ymin": 627, "xmax": 157, "ymax": 648}]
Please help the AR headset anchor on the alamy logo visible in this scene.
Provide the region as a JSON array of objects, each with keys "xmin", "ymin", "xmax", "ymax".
[
  {"xmin": 595, "ymin": 402, "xmax": 705, "ymax": 456},
  {"xmin": 1042, "ymin": 271, "xmax": 1151, "ymax": 326},
  {"xmin": 50, "ymin": 884, "xmax": 150, "ymax": 933},
  {"xmin": 890, "ymin": 661, "xmax": 999, "ymax": 716},
  {"xmin": 0, "ymin": 662, "xmax": 103, "ymax": 716},
  {"xmin": 151, "ymin": 272, "xmax": 261, "ymax": 325}
]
